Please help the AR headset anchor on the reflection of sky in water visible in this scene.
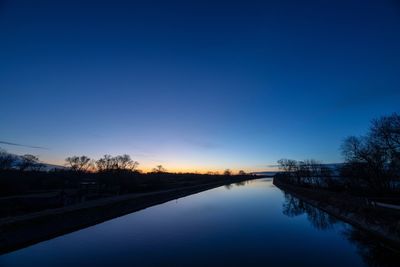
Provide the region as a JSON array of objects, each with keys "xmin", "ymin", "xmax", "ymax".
[{"xmin": 1, "ymin": 178, "xmax": 395, "ymax": 267}]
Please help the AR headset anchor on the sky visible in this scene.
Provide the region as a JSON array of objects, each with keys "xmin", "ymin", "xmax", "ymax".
[{"xmin": 1, "ymin": 0, "xmax": 400, "ymax": 172}]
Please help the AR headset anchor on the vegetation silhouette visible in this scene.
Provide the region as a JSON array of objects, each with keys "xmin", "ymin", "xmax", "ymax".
[
  {"xmin": 152, "ymin": 165, "xmax": 166, "ymax": 173},
  {"xmin": 18, "ymin": 154, "xmax": 44, "ymax": 171},
  {"xmin": 65, "ymin": 156, "xmax": 92, "ymax": 172},
  {"xmin": 0, "ymin": 150, "xmax": 254, "ymax": 217},
  {"xmin": 275, "ymin": 113, "xmax": 400, "ymax": 253},
  {"xmin": 276, "ymin": 113, "xmax": 400, "ymax": 196},
  {"xmin": 341, "ymin": 113, "xmax": 400, "ymax": 195}
]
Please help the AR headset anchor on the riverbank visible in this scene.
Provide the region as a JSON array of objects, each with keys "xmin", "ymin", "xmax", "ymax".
[
  {"xmin": 0, "ymin": 176, "xmax": 256, "ymax": 254},
  {"xmin": 273, "ymin": 178, "xmax": 400, "ymax": 248}
]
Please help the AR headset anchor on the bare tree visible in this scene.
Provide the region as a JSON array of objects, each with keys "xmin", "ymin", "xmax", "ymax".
[
  {"xmin": 340, "ymin": 113, "xmax": 400, "ymax": 193},
  {"xmin": 95, "ymin": 154, "xmax": 139, "ymax": 172},
  {"xmin": 66, "ymin": 156, "xmax": 92, "ymax": 172},
  {"xmin": 95, "ymin": 154, "xmax": 114, "ymax": 172},
  {"xmin": 238, "ymin": 170, "xmax": 246, "ymax": 175},
  {"xmin": 371, "ymin": 113, "xmax": 400, "ymax": 152},
  {"xmin": 18, "ymin": 154, "xmax": 40, "ymax": 171},
  {"xmin": 0, "ymin": 148, "xmax": 16, "ymax": 170},
  {"xmin": 223, "ymin": 169, "xmax": 232, "ymax": 176},
  {"xmin": 277, "ymin": 158, "xmax": 332, "ymax": 187},
  {"xmin": 371, "ymin": 113, "xmax": 400, "ymax": 178},
  {"xmin": 277, "ymin": 159, "xmax": 300, "ymax": 184},
  {"xmin": 152, "ymin": 165, "xmax": 166, "ymax": 173},
  {"xmin": 114, "ymin": 154, "xmax": 139, "ymax": 171},
  {"xmin": 277, "ymin": 159, "xmax": 298, "ymax": 173}
]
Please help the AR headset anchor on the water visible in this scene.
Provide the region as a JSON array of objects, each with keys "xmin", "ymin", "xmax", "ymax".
[{"xmin": 0, "ymin": 178, "xmax": 398, "ymax": 266}]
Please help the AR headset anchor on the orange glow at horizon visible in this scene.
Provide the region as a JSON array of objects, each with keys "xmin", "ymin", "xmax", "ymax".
[{"xmin": 47, "ymin": 159, "xmax": 276, "ymax": 174}]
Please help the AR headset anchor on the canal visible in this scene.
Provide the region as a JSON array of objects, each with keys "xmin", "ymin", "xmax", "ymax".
[{"xmin": 0, "ymin": 178, "xmax": 398, "ymax": 266}]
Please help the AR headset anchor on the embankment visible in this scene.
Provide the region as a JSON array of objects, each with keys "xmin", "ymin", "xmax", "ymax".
[
  {"xmin": 0, "ymin": 177, "xmax": 255, "ymax": 254},
  {"xmin": 273, "ymin": 178, "xmax": 400, "ymax": 248}
]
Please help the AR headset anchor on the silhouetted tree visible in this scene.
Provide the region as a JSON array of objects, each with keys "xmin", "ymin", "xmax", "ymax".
[
  {"xmin": 96, "ymin": 154, "xmax": 113, "ymax": 172},
  {"xmin": 371, "ymin": 113, "xmax": 400, "ymax": 152},
  {"xmin": 371, "ymin": 113, "xmax": 400, "ymax": 180},
  {"xmin": 152, "ymin": 165, "xmax": 166, "ymax": 173},
  {"xmin": 277, "ymin": 159, "xmax": 300, "ymax": 184},
  {"xmin": 238, "ymin": 170, "xmax": 246, "ymax": 175},
  {"xmin": 114, "ymin": 154, "xmax": 139, "ymax": 171},
  {"xmin": 95, "ymin": 154, "xmax": 139, "ymax": 172},
  {"xmin": 66, "ymin": 156, "xmax": 92, "ymax": 172},
  {"xmin": 277, "ymin": 158, "xmax": 298, "ymax": 173},
  {"xmin": 341, "ymin": 113, "xmax": 400, "ymax": 193},
  {"xmin": 302, "ymin": 159, "xmax": 332, "ymax": 187},
  {"xmin": 223, "ymin": 169, "xmax": 232, "ymax": 176},
  {"xmin": 0, "ymin": 148, "xmax": 16, "ymax": 170},
  {"xmin": 277, "ymin": 158, "xmax": 332, "ymax": 187},
  {"xmin": 18, "ymin": 154, "xmax": 42, "ymax": 171}
]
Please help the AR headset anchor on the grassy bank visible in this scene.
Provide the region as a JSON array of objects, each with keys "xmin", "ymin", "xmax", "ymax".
[
  {"xmin": 0, "ymin": 170, "xmax": 256, "ymax": 217},
  {"xmin": 0, "ymin": 176, "xmax": 256, "ymax": 254},
  {"xmin": 273, "ymin": 178, "xmax": 400, "ymax": 248}
]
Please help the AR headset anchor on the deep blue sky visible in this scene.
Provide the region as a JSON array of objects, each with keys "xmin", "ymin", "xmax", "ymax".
[{"xmin": 1, "ymin": 0, "xmax": 400, "ymax": 172}]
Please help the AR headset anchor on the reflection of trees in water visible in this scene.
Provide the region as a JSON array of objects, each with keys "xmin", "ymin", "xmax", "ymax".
[
  {"xmin": 344, "ymin": 228, "xmax": 400, "ymax": 267},
  {"xmin": 283, "ymin": 193, "xmax": 337, "ymax": 230},
  {"xmin": 234, "ymin": 181, "xmax": 246, "ymax": 186},
  {"xmin": 225, "ymin": 180, "xmax": 253, "ymax": 190},
  {"xmin": 224, "ymin": 184, "xmax": 232, "ymax": 190},
  {"xmin": 282, "ymin": 193, "xmax": 400, "ymax": 267},
  {"xmin": 282, "ymin": 193, "xmax": 306, "ymax": 217},
  {"xmin": 304, "ymin": 204, "xmax": 338, "ymax": 230}
]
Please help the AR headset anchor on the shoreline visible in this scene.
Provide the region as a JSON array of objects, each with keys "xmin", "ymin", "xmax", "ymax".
[
  {"xmin": 273, "ymin": 178, "xmax": 400, "ymax": 249},
  {"xmin": 0, "ymin": 176, "xmax": 256, "ymax": 255}
]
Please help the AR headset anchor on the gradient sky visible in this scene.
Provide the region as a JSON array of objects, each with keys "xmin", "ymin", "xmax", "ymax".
[{"xmin": 1, "ymin": 0, "xmax": 400, "ymax": 172}]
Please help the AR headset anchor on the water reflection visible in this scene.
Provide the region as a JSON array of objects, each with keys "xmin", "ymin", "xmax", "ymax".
[
  {"xmin": 283, "ymin": 193, "xmax": 338, "ymax": 230},
  {"xmin": 2, "ymin": 178, "xmax": 399, "ymax": 267},
  {"xmin": 282, "ymin": 193, "xmax": 400, "ymax": 267},
  {"xmin": 224, "ymin": 180, "xmax": 251, "ymax": 190},
  {"xmin": 234, "ymin": 181, "xmax": 246, "ymax": 186},
  {"xmin": 345, "ymin": 228, "xmax": 400, "ymax": 267}
]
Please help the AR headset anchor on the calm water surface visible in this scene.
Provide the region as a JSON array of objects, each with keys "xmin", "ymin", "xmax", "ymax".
[{"xmin": 1, "ymin": 178, "xmax": 398, "ymax": 267}]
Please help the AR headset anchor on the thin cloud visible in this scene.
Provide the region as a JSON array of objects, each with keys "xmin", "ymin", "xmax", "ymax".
[
  {"xmin": 266, "ymin": 164, "xmax": 280, "ymax": 168},
  {"xmin": 0, "ymin": 141, "xmax": 49, "ymax": 150}
]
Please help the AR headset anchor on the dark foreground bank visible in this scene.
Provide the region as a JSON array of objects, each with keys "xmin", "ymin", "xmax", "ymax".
[
  {"xmin": 0, "ymin": 176, "xmax": 255, "ymax": 254},
  {"xmin": 273, "ymin": 178, "xmax": 400, "ymax": 249}
]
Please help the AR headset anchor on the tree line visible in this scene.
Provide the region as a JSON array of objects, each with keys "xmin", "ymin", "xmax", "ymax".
[
  {"xmin": 0, "ymin": 149, "xmax": 250, "ymax": 197},
  {"xmin": 276, "ymin": 113, "xmax": 400, "ymax": 195},
  {"xmin": 0, "ymin": 151, "xmax": 246, "ymax": 176},
  {"xmin": 0, "ymin": 151, "xmax": 44, "ymax": 171},
  {"xmin": 276, "ymin": 159, "xmax": 335, "ymax": 188}
]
